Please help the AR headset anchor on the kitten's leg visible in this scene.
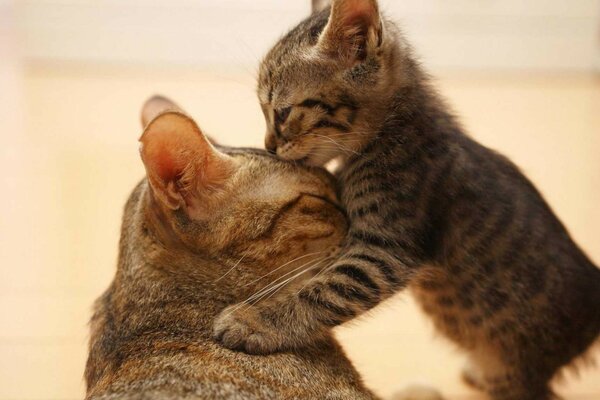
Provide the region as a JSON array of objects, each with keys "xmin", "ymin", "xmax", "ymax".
[
  {"xmin": 465, "ymin": 353, "xmax": 554, "ymax": 400},
  {"xmin": 213, "ymin": 242, "xmax": 418, "ymax": 354},
  {"xmin": 390, "ymin": 384, "xmax": 444, "ymax": 400},
  {"xmin": 485, "ymin": 374, "xmax": 553, "ymax": 400},
  {"xmin": 461, "ymin": 358, "xmax": 486, "ymax": 391}
]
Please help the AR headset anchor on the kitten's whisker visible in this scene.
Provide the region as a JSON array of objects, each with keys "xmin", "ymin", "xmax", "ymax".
[
  {"xmin": 318, "ymin": 133, "xmax": 364, "ymax": 139},
  {"xmin": 311, "ymin": 134, "xmax": 359, "ymax": 155},
  {"xmin": 310, "ymin": 143, "xmax": 353, "ymax": 155}
]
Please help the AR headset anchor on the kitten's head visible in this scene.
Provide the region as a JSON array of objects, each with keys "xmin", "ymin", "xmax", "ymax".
[
  {"xmin": 139, "ymin": 96, "xmax": 347, "ymax": 287},
  {"xmin": 259, "ymin": 0, "xmax": 406, "ymax": 166}
]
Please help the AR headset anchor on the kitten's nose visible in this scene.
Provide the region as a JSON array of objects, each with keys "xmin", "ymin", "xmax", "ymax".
[{"xmin": 265, "ymin": 133, "xmax": 277, "ymax": 154}]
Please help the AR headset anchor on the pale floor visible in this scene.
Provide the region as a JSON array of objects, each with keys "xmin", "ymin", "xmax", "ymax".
[{"xmin": 1, "ymin": 63, "xmax": 599, "ymax": 400}]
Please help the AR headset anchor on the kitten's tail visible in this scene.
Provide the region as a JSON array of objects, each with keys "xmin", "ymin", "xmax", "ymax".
[{"xmin": 389, "ymin": 384, "xmax": 444, "ymax": 400}]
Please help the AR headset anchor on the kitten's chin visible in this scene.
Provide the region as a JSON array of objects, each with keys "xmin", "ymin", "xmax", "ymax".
[
  {"xmin": 277, "ymin": 145, "xmax": 340, "ymax": 167},
  {"xmin": 302, "ymin": 149, "xmax": 341, "ymax": 168}
]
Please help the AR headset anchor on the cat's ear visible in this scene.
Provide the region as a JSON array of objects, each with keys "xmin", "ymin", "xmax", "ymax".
[
  {"xmin": 139, "ymin": 111, "xmax": 237, "ymax": 217},
  {"xmin": 312, "ymin": 0, "xmax": 331, "ymax": 14},
  {"xmin": 141, "ymin": 95, "xmax": 220, "ymax": 145},
  {"xmin": 317, "ymin": 0, "xmax": 383, "ymax": 64},
  {"xmin": 141, "ymin": 95, "xmax": 184, "ymax": 128}
]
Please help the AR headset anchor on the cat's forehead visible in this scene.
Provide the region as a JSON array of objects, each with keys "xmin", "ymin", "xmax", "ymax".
[{"xmin": 223, "ymin": 149, "xmax": 336, "ymax": 193}]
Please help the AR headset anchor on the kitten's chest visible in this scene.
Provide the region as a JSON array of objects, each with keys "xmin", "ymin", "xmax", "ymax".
[{"xmin": 337, "ymin": 149, "xmax": 429, "ymax": 216}]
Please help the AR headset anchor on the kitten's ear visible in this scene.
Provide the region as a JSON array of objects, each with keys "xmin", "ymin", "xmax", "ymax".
[
  {"xmin": 312, "ymin": 0, "xmax": 331, "ymax": 14},
  {"xmin": 317, "ymin": 0, "xmax": 383, "ymax": 64},
  {"xmin": 139, "ymin": 111, "xmax": 237, "ymax": 217},
  {"xmin": 141, "ymin": 95, "xmax": 184, "ymax": 128}
]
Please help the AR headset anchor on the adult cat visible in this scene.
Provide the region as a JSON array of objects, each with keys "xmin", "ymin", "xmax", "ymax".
[
  {"xmin": 85, "ymin": 96, "xmax": 380, "ymax": 399},
  {"xmin": 213, "ymin": 1, "xmax": 600, "ymax": 399}
]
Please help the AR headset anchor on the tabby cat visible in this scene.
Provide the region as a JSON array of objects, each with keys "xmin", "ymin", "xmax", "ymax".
[
  {"xmin": 85, "ymin": 96, "xmax": 379, "ymax": 399},
  {"xmin": 212, "ymin": 1, "xmax": 600, "ymax": 399}
]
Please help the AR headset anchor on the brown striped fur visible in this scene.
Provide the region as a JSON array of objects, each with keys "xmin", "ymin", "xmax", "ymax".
[
  {"xmin": 213, "ymin": 1, "xmax": 600, "ymax": 399},
  {"xmin": 85, "ymin": 96, "xmax": 379, "ymax": 399}
]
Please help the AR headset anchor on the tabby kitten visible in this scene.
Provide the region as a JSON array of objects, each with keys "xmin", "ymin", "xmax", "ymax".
[
  {"xmin": 213, "ymin": 1, "xmax": 600, "ymax": 399},
  {"xmin": 85, "ymin": 96, "xmax": 378, "ymax": 399}
]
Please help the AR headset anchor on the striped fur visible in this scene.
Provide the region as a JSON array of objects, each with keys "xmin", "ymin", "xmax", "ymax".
[{"xmin": 214, "ymin": 1, "xmax": 600, "ymax": 399}]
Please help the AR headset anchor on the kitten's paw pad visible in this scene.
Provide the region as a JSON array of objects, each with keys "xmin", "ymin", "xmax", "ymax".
[{"xmin": 213, "ymin": 306, "xmax": 280, "ymax": 355}]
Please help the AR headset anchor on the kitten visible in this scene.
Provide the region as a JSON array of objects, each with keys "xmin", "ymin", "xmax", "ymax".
[
  {"xmin": 85, "ymin": 96, "xmax": 379, "ymax": 399},
  {"xmin": 213, "ymin": 1, "xmax": 600, "ymax": 399}
]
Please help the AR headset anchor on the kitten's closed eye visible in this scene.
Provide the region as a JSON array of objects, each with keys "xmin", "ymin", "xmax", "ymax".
[
  {"xmin": 263, "ymin": 95, "xmax": 359, "ymax": 166},
  {"xmin": 275, "ymin": 107, "xmax": 292, "ymax": 125}
]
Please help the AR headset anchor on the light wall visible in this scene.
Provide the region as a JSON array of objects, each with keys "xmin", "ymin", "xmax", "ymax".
[{"xmin": 16, "ymin": 0, "xmax": 600, "ymax": 71}]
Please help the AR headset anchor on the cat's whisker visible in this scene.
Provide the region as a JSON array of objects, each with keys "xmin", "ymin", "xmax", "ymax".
[
  {"xmin": 246, "ymin": 257, "xmax": 333, "ymax": 306},
  {"xmin": 214, "ymin": 255, "xmax": 246, "ymax": 282},
  {"xmin": 255, "ymin": 259, "xmax": 331, "ymax": 305},
  {"xmin": 228, "ymin": 256, "xmax": 329, "ymax": 313},
  {"xmin": 242, "ymin": 251, "xmax": 325, "ymax": 287},
  {"xmin": 296, "ymin": 257, "xmax": 338, "ymax": 296},
  {"xmin": 226, "ymin": 256, "xmax": 334, "ymax": 316},
  {"xmin": 247, "ymin": 257, "xmax": 328, "ymax": 299},
  {"xmin": 244, "ymin": 259, "xmax": 321, "ymax": 303},
  {"xmin": 247, "ymin": 266, "xmax": 322, "ymax": 307}
]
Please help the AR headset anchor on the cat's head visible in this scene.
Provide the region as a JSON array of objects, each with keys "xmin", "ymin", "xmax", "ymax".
[
  {"xmin": 259, "ymin": 0, "xmax": 407, "ymax": 166},
  {"xmin": 138, "ymin": 96, "xmax": 347, "ymax": 287}
]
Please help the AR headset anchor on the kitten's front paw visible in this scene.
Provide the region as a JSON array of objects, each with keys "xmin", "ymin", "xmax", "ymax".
[{"xmin": 213, "ymin": 305, "xmax": 282, "ymax": 355}]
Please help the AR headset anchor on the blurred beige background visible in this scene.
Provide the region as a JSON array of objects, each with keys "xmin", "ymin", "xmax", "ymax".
[{"xmin": 1, "ymin": 1, "xmax": 599, "ymax": 399}]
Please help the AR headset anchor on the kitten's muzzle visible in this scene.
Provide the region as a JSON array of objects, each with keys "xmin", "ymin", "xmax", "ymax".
[{"xmin": 265, "ymin": 132, "xmax": 277, "ymax": 154}]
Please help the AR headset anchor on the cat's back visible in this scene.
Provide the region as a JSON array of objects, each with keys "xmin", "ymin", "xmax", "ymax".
[{"xmin": 87, "ymin": 320, "xmax": 373, "ymax": 400}]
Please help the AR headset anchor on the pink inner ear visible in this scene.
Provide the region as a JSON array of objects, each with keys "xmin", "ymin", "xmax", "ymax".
[
  {"xmin": 140, "ymin": 111, "xmax": 238, "ymax": 213},
  {"xmin": 141, "ymin": 113, "xmax": 211, "ymax": 186},
  {"xmin": 142, "ymin": 130, "xmax": 189, "ymax": 185},
  {"xmin": 152, "ymin": 146, "xmax": 179, "ymax": 184}
]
